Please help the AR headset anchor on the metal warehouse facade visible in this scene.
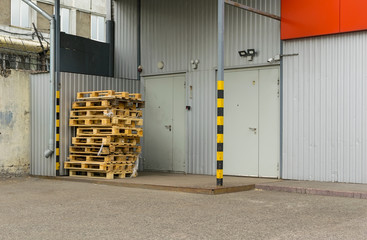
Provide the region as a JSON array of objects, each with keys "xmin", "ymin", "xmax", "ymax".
[
  {"xmin": 115, "ymin": 0, "xmax": 281, "ymax": 176},
  {"xmin": 29, "ymin": 0, "xmax": 367, "ymax": 184},
  {"xmin": 113, "ymin": 0, "xmax": 367, "ymax": 184}
]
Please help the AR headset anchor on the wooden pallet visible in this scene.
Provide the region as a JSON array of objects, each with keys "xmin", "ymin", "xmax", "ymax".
[
  {"xmin": 127, "ymin": 101, "xmax": 145, "ymax": 109},
  {"xmin": 77, "ymin": 90, "xmax": 116, "ymax": 100},
  {"xmin": 69, "ymin": 145, "xmax": 141, "ymax": 155},
  {"xmin": 110, "ymin": 155, "xmax": 138, "ymax": 163},
  {"xmin": 69, "ymin": 118, "xmax": 112, "ymax": 127},
  {"xmin": 111, "ymin": 164, "xmax": 135, "ymax": 172},
  {"xmin": 69, "ymin": 154, "xmax": 138, "ymax": 163},
  {"xmin": 76, "ymin": 90, "xmax": 141, "ymax": 101},
  {"xmin": 69, "ymin": 146, "xmax": 110, "ymax": 155},
  {"xmin": 70, "ymin": 109, "xmax": 143, "ymax": 118},
  {"xmin": 65, "ymin": 161, "xmax": 135, "ymax": 172},
  {"xmin": 64, "ymin": 161, "xmax": 109, "ymax": 171},
  {"xmin": 69, "ymin": 170, "xmax": 133, "ymax": 179},
  {"xmin": 76, "ymin": 126, "xmax": 143, "ymax": 137},
  {"xmin": 69, "ymin": 155, "xmax": 112, "ymax": 162},
  {"xmin": 127, "ymin": 93, "xmax": 142, "ymax": 100},
  {"xmin": 72, "ymin": 136, "xmax": 113, "ymax": 145},
  {"xmin": 112, "ymin": 117, "xmax": 143, "ymax": 127},
  {"xmin": 72, "ymin": 100, "xmax": 115, "ymax": 109},
  {"xmin": 72, "ymin": 136, "xmax": 140, "ymax": 146},
  {"xmin": 109, "ymin": 145, "xmax": 142, "ymax": 154}
]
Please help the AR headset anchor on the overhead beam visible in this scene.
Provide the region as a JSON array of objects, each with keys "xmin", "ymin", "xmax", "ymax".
[{"xmin": 225, "ymin": 0, "xmax": 281, "ymax": 21}]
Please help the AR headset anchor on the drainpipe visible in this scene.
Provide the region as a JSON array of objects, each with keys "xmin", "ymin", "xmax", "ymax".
[
  {"xmin": 21, "ymin": 0, "xmax": 55, "ymax": 158},
  {"xmin": 137, "ymin": 0, "xmax": 141, "ymax": 81},
  {"xmin": 106, "ymin": 0, "xmax": 115, "ymax": 77},
  {"xmin": 55, "ymin": 0, "xmax": 60, "ymax": 86}
]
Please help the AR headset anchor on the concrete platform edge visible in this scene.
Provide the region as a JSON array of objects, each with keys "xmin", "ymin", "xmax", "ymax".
[
  {"xmin": 255, "ymin": 183, "xmax": 367, "ymax": 199},
  {"xmin": 31, "ymin": 175, "xmax": 255, "ymax": 195}
]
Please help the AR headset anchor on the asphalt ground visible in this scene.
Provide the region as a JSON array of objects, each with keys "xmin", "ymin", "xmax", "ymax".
[{"xmin": 0, "ymin": 177, "xmax": 367, "ymax": 240}]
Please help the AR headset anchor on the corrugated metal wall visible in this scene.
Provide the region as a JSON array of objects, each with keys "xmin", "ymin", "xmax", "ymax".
[
  {"xmin": 31, "ymin": 72, "xmax": 140, "ymax": 176},
  {"xmin": 139, "ymin": 0, "xmax": 280, "ymax": 74},
  {"xmin": 283, "ymin": 31, "xmax": 367, "ymax": 183},
  {"xmin": 115, "ymin": 0, "xmax": 138, "ymax": 79},
  {"xmin": 115, "ymin": 0, "xmax": 280, "ymax": 175},
  {"xmin": 59, "ymin": 73, "xmax": 140, "ymax": 175},
  {"xmin": 31, "ymin": 73, "xmax": 55, "ymax": 176}
]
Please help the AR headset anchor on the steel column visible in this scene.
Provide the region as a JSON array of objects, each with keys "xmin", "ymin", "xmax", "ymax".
[{"xmin": 217, "ymin": 0, "xmax": 224, "ymax": 186}]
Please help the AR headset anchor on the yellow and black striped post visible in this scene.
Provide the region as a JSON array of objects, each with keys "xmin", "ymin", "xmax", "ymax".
[
  {"xmin": 56, "ymin": 90, "xmax": 60, "ymax": 176},
  {"xmin": 217, "ymin": 0, "xmax": 224, "ymax": 186},
  {"xmin": 217, "ymin": 80, "xmax": 224, "ymax": 186}
]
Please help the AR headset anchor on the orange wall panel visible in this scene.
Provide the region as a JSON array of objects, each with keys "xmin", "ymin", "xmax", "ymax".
[
  {"xmin": 281, "ymin": 0, "xmax": 340, "ymax": 40},
  {"xmin": 340, "ymin": 0, "xmax": 367, "ymax": 32}
]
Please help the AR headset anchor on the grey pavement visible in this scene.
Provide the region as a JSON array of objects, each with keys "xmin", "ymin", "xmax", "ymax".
[{"xmin": 0, "ymin": 177, "xmax": 367, "ymax": 240}]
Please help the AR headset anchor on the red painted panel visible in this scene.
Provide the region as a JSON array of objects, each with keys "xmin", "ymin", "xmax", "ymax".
[
  {"xmin": 281, "ymin": 0, "xmax": 340, "ymax": 40},
  {"xmin": 340, "ymin": 0, "xmax": 367, "ymax": 32}
]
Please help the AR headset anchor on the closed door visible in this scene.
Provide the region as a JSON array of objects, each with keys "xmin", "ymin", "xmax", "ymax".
[
  {"xmin": 223, "ymin": 68, "xmax": 280, "ymax": 178},
  {"xmin": 144, "ymin": 75, "xmax": 186, "ymax": 172},
  {"xmin": 224, "ymin": 70, "xmax": 259, "ymax": 176}
]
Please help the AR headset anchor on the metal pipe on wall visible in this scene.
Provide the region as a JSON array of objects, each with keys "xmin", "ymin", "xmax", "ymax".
[
  {"xmin": 137, "ymin": 0, "xmax": 141, "ymax": 81},
  {"xmin": 55, "ymin": 0, "xmax": 60, "ymax": 85},
  {"xmin": 45, "ymin": 18, "xmax": 55, "ymax": 158},
  {"xmin": 279, "ymin": 40, "xmax": 283, "ymax": 179},
  {"xmin": 106, "ymin": 0, "xmax": 115, "ymax": 77},
  {"xmin": 21, "ymin": 0, "xmax": 55, "ymax": 158}
]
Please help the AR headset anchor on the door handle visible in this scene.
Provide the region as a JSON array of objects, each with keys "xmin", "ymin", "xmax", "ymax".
[{"xmin": 165, "ymin": 125, "xmax": 172, "ymax": 131}]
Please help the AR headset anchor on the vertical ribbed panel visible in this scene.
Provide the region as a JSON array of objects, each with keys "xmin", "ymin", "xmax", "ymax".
[
  {"xmin": 225, "ymin": 0, "xmax": 280, "ymax": 67},
  {"xmin": 186, "ymin": 70, "xmax": 217, "ymax": 175},
  {"xmin": 59, "ymin": 72, "xmax": 140, "ymax": 175},
  {"xmin": 141, "ymin": 0, "xmax": 189, "ymax": 74},
  {"xmin": 115, "ymin": 0, "xmax": 138, "ymax": 79},
  {"xmin": 115, "ymin": 0, "xmax": 280, "ymax": 175},
  {"xmin": 31, "ymin": 73, "xmax": 55, "ymax": 176},
  {"xmin": 283, "ymin": 31, "xmax": 367, "ymax": 184},
  {"xmin": 119, "ymin": 0, "xmax": 280, "ymax": 74}
]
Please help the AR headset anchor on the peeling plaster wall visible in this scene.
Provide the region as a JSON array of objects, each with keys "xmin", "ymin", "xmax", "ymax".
[{"xmin": 0, "ymin": 70, "xmax": 31, "ymax": 176}]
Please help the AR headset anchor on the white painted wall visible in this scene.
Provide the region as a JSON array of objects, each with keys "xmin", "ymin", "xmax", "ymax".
[{"xmin": 0, "ymin": 70, "xmax": 31, "ymax": 176}]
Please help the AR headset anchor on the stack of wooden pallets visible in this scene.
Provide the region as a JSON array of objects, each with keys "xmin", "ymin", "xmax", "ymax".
[{"xmin": 64, "ymin": 90, "xmax": 144, "ymax": 179}]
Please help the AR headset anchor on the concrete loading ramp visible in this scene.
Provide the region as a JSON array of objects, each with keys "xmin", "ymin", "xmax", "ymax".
[{"xmin": 45, "ymin": 172, "xmax": 280, "ymax": 195}]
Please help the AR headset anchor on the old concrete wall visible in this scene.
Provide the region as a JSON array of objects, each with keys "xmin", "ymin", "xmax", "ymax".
[
  {"xmin": 37, "ymin": 2, "xmax": 53, "ymax": 32},
  {"xmin": 0, "ymin": 70, "xmax": 30, "ymax": 176},
  {"xmin": 76, "ymin": 11, "xmax": 91, "ymax": 38},
  {"xmin": 0, "ymin": 0, "xmax": 11, "ymax": 26}
]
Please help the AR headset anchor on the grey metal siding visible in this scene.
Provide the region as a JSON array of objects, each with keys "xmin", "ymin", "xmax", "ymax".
[
  {"xmin": 116, "ymin": 0, "xmax": 281, "ymax": 175},
  {"xmin": 115, "ymin": 0, "xmax": 138, "ymax": 79},
  {"xmin": 283, "ymin": 31, "xmax": 367, "ymax": 183},
  {"xmin": 186, "ymin": 70, "xmax": 217, "ymax": 174},
  {"xmin": 139, "ymin": 0, "xmax": 280, "ymax": 74},
  {"xmin": 30, "ymin": 73, "xmax": 55, "ymax": 176},
  {"xmin": 59, "ymin": 73, "xmax": 140, "ymax": 175}
]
